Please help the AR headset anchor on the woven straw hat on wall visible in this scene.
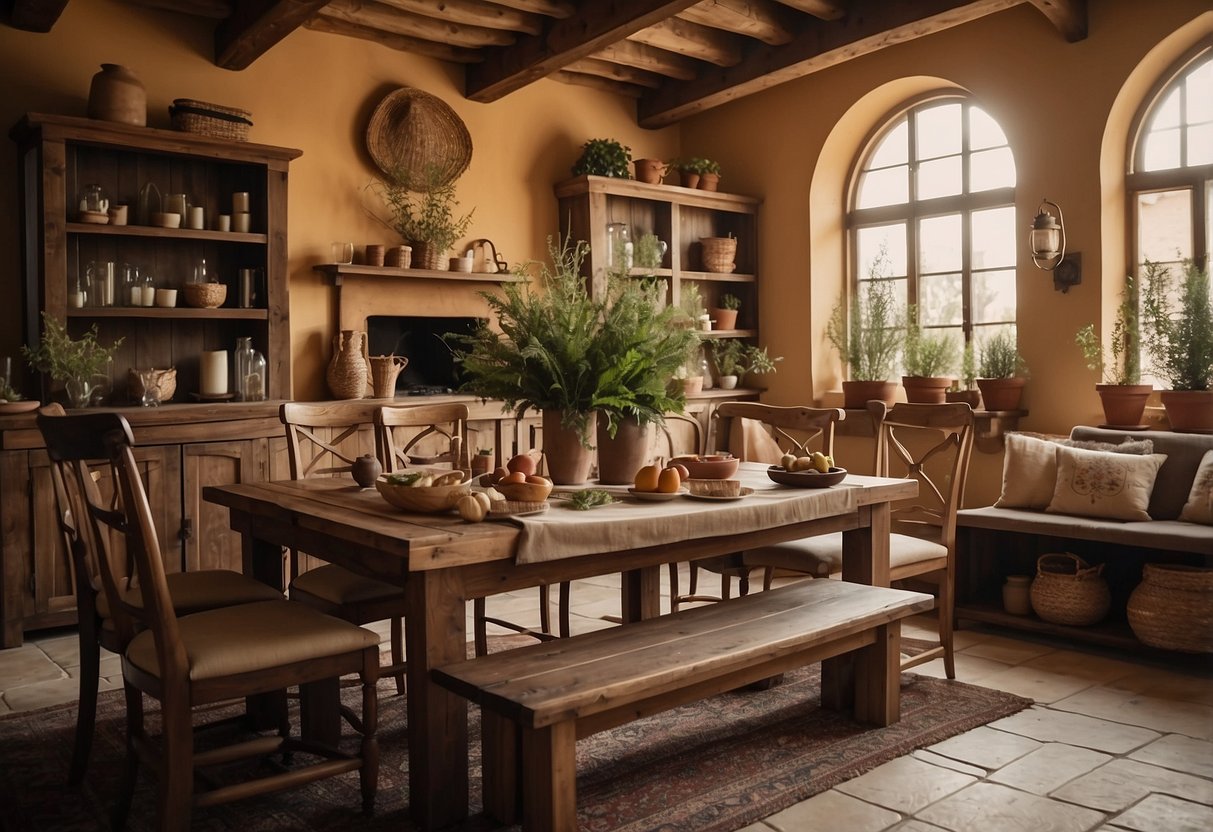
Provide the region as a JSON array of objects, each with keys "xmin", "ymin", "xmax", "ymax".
[{"xmin": 366, "ymin": 87, "xmax": 473, "ymax": 190}]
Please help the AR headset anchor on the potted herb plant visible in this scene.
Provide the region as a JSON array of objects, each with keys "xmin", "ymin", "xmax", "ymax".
[
  {"xmin": 901, "ymin": 306, "xmax": 958, "ymax": 403},
  {"xmin": 976, "ymin": 329, "xmax": 1028, "ymax": 411},
  {"xmin": 674, "ymin": 157, "xmax": 721, "ymax": 190},
  {"xmin": 712, "ymin": 339, "xmax": 745, "ymax": 390},
  {"xmin": 374, "ymin": 166, "xmax": 474, "ymax": 270},
  {"xmin": 572, "ymin": 138, "xmax": 632, "ymax": 178},
  {"xmin": 1075, "ymin": 272, "xmax": 1151, "ymax": 427},
  {"xmin": 1140, "ymin": 258, "xmax": 1213, "ymax": 430},
  {"xmin": 826, "ymin": 263, "xmax": 904, "ymax": 409},
  {"xmin": 22, "ymin": 313, "xmax": 122, "ymax": 408},
  {"xmin": 712, "ymin": 293, "xmax": 741, "ymax": 331},
  {"xmin": 740, "ymin": 344, "xmax": 783, "ymax": 390},
  {"xmin": 946, "ymin": 342, "xmax": 982, "ymax": 409}
]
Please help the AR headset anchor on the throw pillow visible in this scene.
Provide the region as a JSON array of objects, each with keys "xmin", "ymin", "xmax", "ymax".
[
  {"xmin": 1178, "ymin": 449, "xmax": 1213, "ymax": 525},
  {"xmin": 995, "ymin": 433, "xmax": 1156, "ymax": 510},
  {"xmin": 1046, "ymin": 445, "xmax": 1167, "ymax": 521}
]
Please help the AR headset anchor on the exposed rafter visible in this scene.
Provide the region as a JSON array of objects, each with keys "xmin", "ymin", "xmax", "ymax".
[
  {"xmin": 323, "ymin": 0, "xmax": 517, "ymax": 48},
  {"xmin": 593, "ymin": 39, "xmax": 700, "ymax": 80},
  {"xmin": 566, "ymin": 56, "xmax": 663, "ymax": 88},
  {"xmin": 552, "ymin": 69, "xmax": 645, "ymax": 98},
  {"xmin": 490, "ymin": 0, "xmax": 574, "ymax": 16},
  {"xmin": 770, "ymin": 0, "xmax": 846, "ymax": 19},
  {"xmin": 637, "ymin": 0, "xmax": 1022, "ymax": 127},
  {"xmin": 125, "ymin": 0, "xmax": 231, "ymax": 17},
  {"xmin": 1027, "ymin": 0, "xmax": 1086, "ymax": 43},
  {"xmin": 465, "ymin": 0, "xmax": 701, "ymax": 103},
  {"xmin": 216, "ymin": 0, "xmax": 329, "ymax": 70},
  {"xmin": 7, "ymin": 0, "xmax": 70, "ymax": 31},
  {"xmin": 375, "ymin": 0, "xmax": 544, "ymax": 36},
  {"xmin": 305, "ymin": 13, "xmax": 482, "ymax": 63},
  {"xmin": 678, "ymin": 0, "xmax": 797, "ymax": 46},
  {"xmin": 629, "ymin": 16, "xmax": 744, "ymax": 66}
]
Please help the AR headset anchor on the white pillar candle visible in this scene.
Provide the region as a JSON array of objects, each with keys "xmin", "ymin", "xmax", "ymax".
[
  {"xmin": 187, "ymin": 206, "xmax": 205, "ymax": 230},
  {"xmin": 141, "ymin": 285, "xmax": 156, "ymax": 307},
  {"xmin": 68, "ymin": 290, "xmax": 86, "ymax": 308},
  {"xmin": 232, "ymin": 192, "xmax": 250, "ymax": 213},
  {"xmin": 232, "ymin": 212, "xmax": 251, "ymax": 233},
  {"xmin": 200, "ymin": 350, "xmax": 228, "ymax": 396}
]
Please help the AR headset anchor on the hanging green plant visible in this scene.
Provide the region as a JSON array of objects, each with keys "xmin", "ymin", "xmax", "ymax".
[{"xmin": 572, "ymin": 138, "xmax": 632, "ymax": 178}]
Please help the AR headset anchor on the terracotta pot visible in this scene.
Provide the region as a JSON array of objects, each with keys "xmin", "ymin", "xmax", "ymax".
[
  {"xmin": 975, "ymin": 377, "xmax": 1026, "ymax": 411},
  {"xmin": 698, "ymin": 172, "xmax": 720, "ymax": 191},
  {"xmin": 680, "ymin": 171, "xmax": 700, "ymax": 189},
  {"xmin": 842, "ymin": 380, "xmax": 897, "ymax": 409},
  {"xmin": 87, "ymin": 64, "xmax": 146, "ymax": 126},
  {"xmin": 946, "ymin": 389, "xmax": 982, "ymax": 409},
  {"xmin": 902, "ymin": 376, "xmax": 954, "ymax": 404},
  {"xmin": 633, "ymin": 159, "xmax": 668, "ymax": 185},
  {"xmin": 681, "ymin": 376, "xmax": 703, "ymax": 396},
  {"xmin": 542, "ymin": 409, "xmax": 596, "ymax": 485},
  {"xmin": 596, "ymin": 415, "xmax": 653, "ymax": 485},
  {"xmin": 712, "ymin": 308, "xmax": 739, "ymax": 330},
  {"xmin": 1096, "ymin": 383, "xmax": 1153, "ymax": 428},
  {"xmin": 1160, "ymin": 389, "xmax": 1213, "ymax": 432}
]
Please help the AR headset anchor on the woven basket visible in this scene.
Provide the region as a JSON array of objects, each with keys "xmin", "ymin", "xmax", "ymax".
[
  {"xmin": 169, "ymin": 99, "xmax": 252, "ymax": 141},
  {"xmin": 701, "ymin": 237, "xmax": 737, "ymax": 273},
  {"xmin": 182, "ymin": 282, "xmax": 227, "ymax": 308},
  {"xmin": 128, "ymin": 367, "xmax": 177, "ymax": 403},
  {"xmin": 1030, "ymin": 553, "xmax": 1110, "ymax": 626},
  {"xmin": 411, "ymin": 241, "xmax": 446, "ymax": 271},
  {"xmin": 1127, "ymin": 564, "xmax": 1213, "ymax": 653},
  {"xmin": 366, "ymin": 87, "xmax": 472, "ymax": 189}
]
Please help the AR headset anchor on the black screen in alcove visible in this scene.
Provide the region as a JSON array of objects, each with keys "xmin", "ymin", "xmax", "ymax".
[{"xmin": 366, "ymin": 315, "xmax": 484, "ymax": 392}]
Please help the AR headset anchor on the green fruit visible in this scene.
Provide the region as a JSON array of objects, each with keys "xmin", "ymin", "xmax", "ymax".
[
  {"xmin": 780, "ymin": 452, "xmax": 797, "ymax": 471},
  {"xmin": 810, "ymin": 451, "xmax": 831, "ymax": 474}
]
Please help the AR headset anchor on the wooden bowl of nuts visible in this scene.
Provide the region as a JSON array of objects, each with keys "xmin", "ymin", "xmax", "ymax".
[{"xmin": 182, "ymin": 282, "xmax": 227, "ymax": 308}]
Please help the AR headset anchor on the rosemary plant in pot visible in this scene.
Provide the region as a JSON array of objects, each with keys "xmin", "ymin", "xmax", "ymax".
[
  {"xmin": 1075, "ymin": 272, "xmax": 1151, "ymax": 427},
  {"xmin": 902, "ymin": 306, "xmax": 958, "ymax": 403},
  {"xmin": 976, "ymin": 329, "xmax": 1028, "ymax": 411},
  {"xmin": 712, "ymin": 292, "xmax": 741, "ymax": 331},
  {"xmin": 374, "ymin": 166, "xmax": 474, "ymax": 270},
  {"xmin": 826, "ymin": 271, "xmax": 903, "ymax": 409},
  {"xmin": 1140, "ymin": 258, "xmax": 1213, "ymax": 430},
  {"xmin": 451, "ymin": 236, "xmax": 604, "ymax": 484},
  {"xmin": 22, "ymin": 313, "xmax": 122, "ymax": 408}
]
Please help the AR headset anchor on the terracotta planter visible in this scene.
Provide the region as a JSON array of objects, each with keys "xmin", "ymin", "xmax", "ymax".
[
  {"xmin": 902, "ymin": 376, "xmax": 954, "ymax": 404},
  {"xmin": 681, "ymin": 376, "xmax": 704, "ymax": 396},
  {"xmin": 1096, "ymin": 384, "xmax": 1153, "ymax": 428},
  {"xmin": 698, "ymin": 172, "xmax": 720, "ymax": 191},
  {"xmin": 946, "ymin": 389, "xmax": 982, "ymax": 409},
  {"xmin": 712, "ymin": 308, "xmax": 739, "ymax": 330},
  {"xmin": 596, "ymin": 415, "xmax": 653, "ymax": 485},
  {"xmin": 975, "ymin": 377, "xmax": 1026, "ymax": 411},
  {"xmin": 633, "ymin": 158, "xmax": 668, "ymax": 184},
  {"xmin": 542, "ymin": 409, "xmax": 596, "ymax": 485},
  {"xmin": 842, "ymin": 380, "xmax": 897, "ymax": 409},
  {"xmin": 680, "ymin": 171, "xmax": 700, "ymax": 189},
  {"xmin": 1160, "ymin": 389, "xmax": 1213, "ymax": 432},
  {"xmin": 87, "ymin": 64, "xmax": 146, "ymax": 126}
]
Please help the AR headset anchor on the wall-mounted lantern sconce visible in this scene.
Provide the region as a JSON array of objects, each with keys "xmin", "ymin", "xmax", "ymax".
[{"xmin": 1029, "ymin": 197, "xmax": 1081, "ymax": 293}]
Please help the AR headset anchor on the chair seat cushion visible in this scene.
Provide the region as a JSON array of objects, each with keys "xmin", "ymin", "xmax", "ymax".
[
  {"xmin": 97, "ymin": 569, "xmax": 283, "ymax": 620},
  {"xmin": 291, "ymin": 564, "xmax": 401, "ymax": 605},
  {"xmin": 743, "ymin": 532, "xmax": 947, "ymax": 575},
  {"xmin": 126, "ymin": 600, "xmax": 380, "ymax": 681}
]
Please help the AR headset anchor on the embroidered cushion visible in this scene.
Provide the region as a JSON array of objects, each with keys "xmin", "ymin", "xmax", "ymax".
[
  {"xmin": 1046, "ymin": 446, "xmax": 1167, "ymax": 522},
  {"xmin": 1178, "ymin": 450, "xmax": 1213, "ymax": 525}
]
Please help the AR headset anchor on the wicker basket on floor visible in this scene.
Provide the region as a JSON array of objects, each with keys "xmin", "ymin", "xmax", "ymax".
[
  {"xmin": 169, "ymin": 99, "xmax": 252, "ymax": 141},
  {"xmin": 1127, "ymin": 564, "xmax": 1213, "ymax": 653},
  {"xmin": 1029, "ymin": 553, "xmax": 1110, "ymax": 626}
]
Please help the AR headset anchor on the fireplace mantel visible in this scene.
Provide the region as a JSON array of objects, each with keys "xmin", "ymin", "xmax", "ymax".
[{"xmin": 314, "ymin": 264, "xmax": 522, "ymax": 287}]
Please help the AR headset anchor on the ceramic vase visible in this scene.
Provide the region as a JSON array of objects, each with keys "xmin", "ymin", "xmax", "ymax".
[
  {"xmin": 542, "ymin": 409, "xmax": 595, "ymax": 485},
  {"xmin": 596, "ymin": 415, "xmax": 653, "ymax": 485},
  {"xmin": 87, "ymin": 64, "xmax": 146, "ymax": 126},
  {"xmin": 327, "ymin": 330, "xmax": 368, "ymax": 400}
]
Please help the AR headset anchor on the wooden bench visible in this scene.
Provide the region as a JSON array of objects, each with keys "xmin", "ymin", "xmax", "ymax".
[{"xmin": 433, "ymin": 579, "xmax": 933, "ymax": 831}]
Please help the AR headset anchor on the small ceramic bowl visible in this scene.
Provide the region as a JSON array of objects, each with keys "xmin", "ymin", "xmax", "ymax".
[
  {"xmin": 151, "ymin": 211, "xmax": 181, "ymax": 229},
  {"xmin": 375, "ymin": 476, "xmax": 471, "ymax": 513},
  {"xmin": 670, "ymin": 454, "xmax": 739, "ymax": 479},
  {"xmin": 495, "ymin": 479, "xmax": 553, "ymax": 503}
]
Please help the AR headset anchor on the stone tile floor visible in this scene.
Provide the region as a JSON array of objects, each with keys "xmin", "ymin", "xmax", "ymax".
[{"xmin": 1, "ymin": 568, "xmax": 1210, "ymax": 832}]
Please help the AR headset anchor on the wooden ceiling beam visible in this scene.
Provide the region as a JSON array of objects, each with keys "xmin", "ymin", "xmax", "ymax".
[
  {"xmin": 551, "ymin": 69, "xmax": 645, "ymax": 98},
  {"xmin": 638, "ymin": 0, "xmax": 1021, "ymax": 127},
  {"xmin": 770, "ymin": 0, "xmax": 846, "ymax": 19},
  {"xmin": 678, "ymin": 0, "xmax": 796, "ymax": 46},
  {"xmin": 124, "ymin": 0, "xmax": 231, "ymax": 17},
  {"xmin": 566, "ymin": 56, "xmax": 663, "ymax": 88},
  {"xmin": 629, "ymin": 17, "xmax": 743, "ymax": 66},
  {"xmin": 592, "ymin": 39, "xmax": 700, "ymax": 80},
  {"xmin": 375, "ymin": 0, "xmax": 545, "ymax": 36},
  {"xmin": 7, "ymin": 0, "xmax": 70, "ymax": 31},
  {"xmin": 324, "ymin": 0, "xmax": 516, "ymax": 47},
  {"xmin": 489, "ymin": 0, "xmax": 574, "ymax": 17},
  {"xmin": 1027, "ymin": 0, "xmax": 1086, "ymax": 43},
  {"xmin": 216, "ymin": 0, "xmax": 329, "ymax": 70},
  {"xmin": 305, "ymin": 13, "xmax": 483, "ymax": 62},
  {"xmin": 465, "ymin": 0, "xmax": 701, "ymax": 103}
]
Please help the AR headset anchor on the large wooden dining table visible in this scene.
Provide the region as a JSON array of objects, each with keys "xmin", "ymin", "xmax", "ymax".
[{"xmin": 205, "ymin": 465, "xmax": 916, "ymax": 830}]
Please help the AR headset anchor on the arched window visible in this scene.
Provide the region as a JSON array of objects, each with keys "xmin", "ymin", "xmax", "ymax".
[
  {"xmin": 1128, "ymin": 43, "xmax": 1212, "ymax": 277},
  {"xmin": 847, "ymin": 96, "xmax": 1017, "ymax": 366}
]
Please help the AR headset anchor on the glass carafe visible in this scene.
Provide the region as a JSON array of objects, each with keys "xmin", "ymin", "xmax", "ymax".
[
  {"xmin": 606, "ymin": 222, "xmax": 633, "ymax": 272},
  {"xmin": 234, "ymin": 337, "xmax": 255, "ymax": 401},
  {"xmin": 122, "ymin": 264, "xmax": 141, "ymax": 307}
]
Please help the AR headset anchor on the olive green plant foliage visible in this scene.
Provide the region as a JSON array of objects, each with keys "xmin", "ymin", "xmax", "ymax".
[
  {"xmin": 23, "ymin": 313, "xmax": 123, "ymax": 383},
  {"xmin": 679, "ymin": 281, "xmax": 706, "ymax": 323},
  {"xmin": 1075, "ymin": 273, "xmax": 1141, "ymax": 385},
  {"xmin": 674, "ymin": 157, "xmax": 720, "ymax": 175},
  {"xmin": 827, "ymin": 273, "xmax": 903, "ymax": 382},
  {"xmin": 977, "ymin": 330, "xmax": 1027, "ymax": 379},
  {"xmin": 633, "ymin": 233, "xmax": 665, "ymax": 270},
  {"xmin": 719, "ymin": 293, "xmax": 741, "ymax": 311},
  {"xmin": 1140, "ymin": 258, "xmax": 1213, "ymax": 391},
  {"xmin": 712, "ymin": 340, "xmax": 781, "ymax": 377},
  {"xmin": 902, "ymin": 306, "xmax": 958, "ymax": 378},
  {"xmin": 572, "ymin": 138, "xmax": 632, "ymax": 178},
  {"xmin": 959, "ymin": 342, "xmax": 977, "ymax": 389},
  {"xmin": 372, "ymin": 167, "xmax": 474, "ymax": 253}
]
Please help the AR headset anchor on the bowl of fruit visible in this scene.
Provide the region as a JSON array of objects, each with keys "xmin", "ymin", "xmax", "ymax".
[
  {"xmin": 668, "ymin": 453, "xmax": 738, "ymax": 480},
  {"xmin": 766, "ymin": 452, "xmax": 847, "ymax": 488},
  {"xmin": 375, "ymin": 469, "xmax": 471, "ymax": 512},
  {"xmin": 479, "ymin": 452, "xmax": 554, "ymax": 502}
]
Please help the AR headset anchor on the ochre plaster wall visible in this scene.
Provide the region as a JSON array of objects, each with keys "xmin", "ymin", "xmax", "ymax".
[
  {"xmin": 677, "ymin": 0, "xmax": 1212, "ymax": 505},
  {"xmin": 0, "ymin": 0, "xmax": 677, "ymax": 399}
]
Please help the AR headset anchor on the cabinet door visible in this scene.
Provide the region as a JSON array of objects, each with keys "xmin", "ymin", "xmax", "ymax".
[{"xmin": 182, "ymin": 439, "xmax": 267, "ymax": 573}]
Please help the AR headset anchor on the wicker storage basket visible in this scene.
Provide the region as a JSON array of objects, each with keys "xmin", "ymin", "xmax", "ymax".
[
  {"xmin": 411, "ymin": 241, "xmax": 446, "ymax": 271},
  {"xmin": 169, "ymin": 99, "xmax": 252, "ymax": 141},
  {"xmin": 1127, "ymin": 564, "xmax": 1213, "ymax": 653},
  {"xmin": 128, "ymin": 367, "xmax": 177, "ymax": 403},
  {"xmin": 700, "ymin": 236, "xmax": 737, "ymax": 273},
  {"xmin": 182, "ymin": 282, "xmax": 227, "ymax": 308},
  {"xmin": 1030, "ymin": 553, "xmax": 1110, "ymax": 626}
]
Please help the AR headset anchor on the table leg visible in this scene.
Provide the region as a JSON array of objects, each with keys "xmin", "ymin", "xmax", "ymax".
[
  {"xmin": 620, "ymin": 565, "xmax": 661, "ymax": 623},
  {"xmin": 406, "ymin": 569, "xmax": 470, "ymax": 829},
  {"xmin": 244, "ymin": 530, "xmax": 288, "ymax": 729}
]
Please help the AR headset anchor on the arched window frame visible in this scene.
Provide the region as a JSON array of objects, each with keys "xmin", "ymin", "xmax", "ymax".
[{"xmin": 846, "ymin": 93, "xmax": 1017, "ymax": 361}]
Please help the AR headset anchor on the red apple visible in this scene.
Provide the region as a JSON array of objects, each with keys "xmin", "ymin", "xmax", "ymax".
[{"xmin": 507, "ymin": 453, "xmax": 538, "ymax": 476}]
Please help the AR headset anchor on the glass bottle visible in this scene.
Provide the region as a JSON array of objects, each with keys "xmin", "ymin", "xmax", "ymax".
[
  {"xmin": 122, "ymin": 264, "xmax": 141, "ymax": 307},
  {"xmin": 699, "ymin": 344, "xmax": 714, "ymax": 389},
  {"xmin": 234, "ymin": 337, "xmax": 255, "ymax": 401},
  {"xmin": 246, "ymin": 350, "xmax": 266, "ymax": 402},
  {"xmin": 606, "ymin": 222, "xmax": 632, "ymax": 272},
  {"xmin": 68, "ymin": 273, "xmax": 87, "ymax": 309}
]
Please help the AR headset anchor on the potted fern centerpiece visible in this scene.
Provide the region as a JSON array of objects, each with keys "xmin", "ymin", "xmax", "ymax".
[
  {"xmin": 1140, "ymin": 258, "xmax": 1213, "ymax": 430},
  {"xmin": 826, "ymin": 258, "xmax": 904, "ymax": 408},
  {"xmin": 976, "ymin": 330, "xmax": 1028, "ymax": 411},
  {"xmin": 1075, "ymin": 272, "xmax": 1151, "ymax": 427},
  {"xmin": 902, "ymin": 306, "xmax": 958, "ymax": 403}
]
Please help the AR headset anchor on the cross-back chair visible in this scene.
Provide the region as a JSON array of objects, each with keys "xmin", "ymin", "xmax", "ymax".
[
  {"xmin": 37, "ymin": 404, "xmax": 283, "ymax": 786},
  {"xmin": 743, "ymin": 402, "xmax": 974, "ymax": 677},
  {"xmin": 669, "ymin": 402, "xmax": 847, "ymax": 611},
  {"xmin": 39, "ymin": 410, "xmax": 380, "ymax": 830}
]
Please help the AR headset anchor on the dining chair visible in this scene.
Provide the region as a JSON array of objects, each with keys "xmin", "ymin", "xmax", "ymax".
[
  {"xmin": 37, "ymin": 404, "xmax": 284, "ymax": 787},
  {"xmin": 40, "ymin": 411, "xmax": 381, "ymax": 830},
  {"xmin": 742, "ymin": 402, "xmax": 975, "ymax": 677},
  {"xmin": 283, "ymin": 401, "xmax": 468, "ymax": 694},
  {"xmin": 669, "ymin": 402, "xmax": 847, "ymax": 611}
]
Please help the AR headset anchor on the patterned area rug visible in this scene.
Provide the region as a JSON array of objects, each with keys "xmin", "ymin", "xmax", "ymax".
[{"xmin": 0, "ymin": 644, "xmax": 1030, "ymax": 831}]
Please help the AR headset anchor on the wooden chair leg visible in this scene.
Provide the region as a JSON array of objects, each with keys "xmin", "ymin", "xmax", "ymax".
[
  {"xmin": 389, "ymin": 617, "xmax": 405, "ymax": 695},
  {"xmin": 689, "ymin": 562, "xmax": 700, "ymax": 595},
  {"xmin": 158, "ymin": 693, "xmax": 195, "ymax": 832},
  {"xmin": 69, "ymin": 622, "xmax": 101, "ymax": 785},
  {"xmin": 539, "ymin": 584, "xmax": 552, "ymax": 635},
  {"xmin": 113, "ymin": 683, "xmax": 142, "ymax": 832},
  {"xmin": 763, "ymin": 566, "xmax": 775, "ymax": 591},
  {"xmin": 720, "ymin": 573, "xmax": 732, "ymax": 601},
  {"xmin": 940, "ymin": 578, "xmax": 956, "ymax": 680},
  {"xmin": 474, "ymin": 597, "xmax": 489, "ymax": 657},
  {"xmin": 668, "ymin": 562, "xmax": 681, "ymax": 613},
  {"xmin": 558, "ymin": 582, "xmax": 571, "ymax": 638},
  {"xmin": 360, "ymin": 656, "xmax": 380, "ymax": 816}
]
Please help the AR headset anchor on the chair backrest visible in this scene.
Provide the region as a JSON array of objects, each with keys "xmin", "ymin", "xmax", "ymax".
[
  {"xmin": 280, "ymin": 401, "xmax": 384, "ymax": 480},
  {"xmin": 376, "ymin": 403, "xmax": 470, "ymax": 473},
  {"xmin": 878, "ymin": 403, "xmax": 974, "ymax": 551},
  {"xmin": 655, "ymin": 411, "xmax": 705, "ymax": 459},
  {"xmin": 715, "ymin": 402, "xmax": 845, "ymax": 460}
]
